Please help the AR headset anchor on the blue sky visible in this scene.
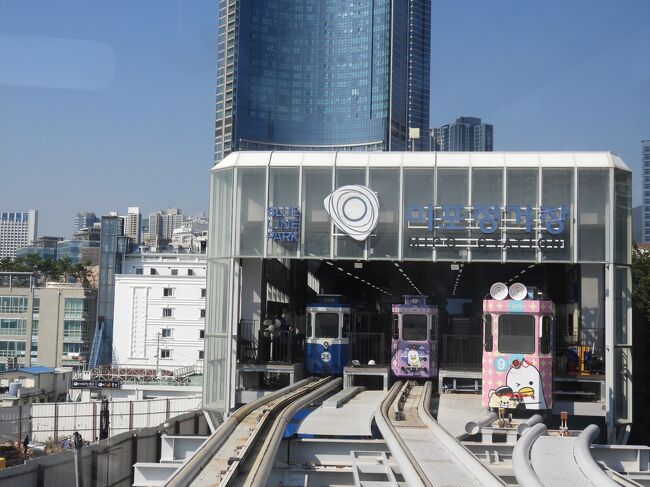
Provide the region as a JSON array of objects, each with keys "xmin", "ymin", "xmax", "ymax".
[{"xmin": 1, "ymin": 0, "xmax": 649, "ymax": 237}]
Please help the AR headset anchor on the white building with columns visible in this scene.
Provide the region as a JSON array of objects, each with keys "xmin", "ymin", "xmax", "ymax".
[{"xmin": 112, "ymin": 252, "xmax": 207, "ymax": 371}]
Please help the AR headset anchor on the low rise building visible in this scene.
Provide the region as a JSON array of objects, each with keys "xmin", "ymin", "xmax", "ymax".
[{"xmin": 0, "ymin": 366, "xmax": 72, "ymax": 405}]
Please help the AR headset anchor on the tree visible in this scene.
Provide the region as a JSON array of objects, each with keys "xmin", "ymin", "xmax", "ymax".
[
  {"xmin": 632, "ymin": 245, "xmax": 650, "ymax": 322},
  {"xmin": 0, "ymin": 255, "xmax": 92, "ymax": 286}
]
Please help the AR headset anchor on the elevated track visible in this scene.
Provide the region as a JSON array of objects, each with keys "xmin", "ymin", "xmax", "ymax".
[{"xmin": 375, "ymin": 380, "xmax": 505, "ymax": 487}]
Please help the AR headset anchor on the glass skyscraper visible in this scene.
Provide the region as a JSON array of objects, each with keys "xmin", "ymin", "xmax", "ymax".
[
  {"xmin": 641, "ymin": 139, "xmax": 650, "ymax": 243},
  {"xmin": 214, "ymin": 0, "xmax": 431, "ymax": 161}
]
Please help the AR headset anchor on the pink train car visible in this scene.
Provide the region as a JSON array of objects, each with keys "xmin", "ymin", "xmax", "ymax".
[{"xmin": 482, "ymin": 291, "xmax": 554, "ymax": 412}]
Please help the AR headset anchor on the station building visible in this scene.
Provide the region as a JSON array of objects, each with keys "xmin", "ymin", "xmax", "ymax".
[{"xmin": 204, "ymin": 151, "xmax": 632, "ymax": 440}]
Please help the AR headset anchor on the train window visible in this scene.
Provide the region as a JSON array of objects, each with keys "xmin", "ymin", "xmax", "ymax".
[
  {"xmin": 306, "ymin": 313, "xmax": 312, "ymax": 338},
  {"xmin": 483, "ymin": 314, "xmax": 493, "ymax": 352},
  {"xmin": 402, "ymin": 314, "xmax": 428, "ymax": 341},
  {"xmin": 392, "ymin": 315, "xmax": 399, "ymax": 338},
  {"xmin": 342, "ymin": 314, "xmax": 350, "ymax": 337},
  {"xmin": 498, "ymin": 315, "xmax": 535, "ymax": 354},
  {"xmin": 540, "ymin": 316, "xmax": 552, "ymax": 354},
  {"xmin": 315, "ymin": 313, "xmax": 339, "ymax": 338}
]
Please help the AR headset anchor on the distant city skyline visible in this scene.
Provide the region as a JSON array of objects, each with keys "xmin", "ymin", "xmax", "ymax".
[{"xmin": 1, "ymin": 0, "xmax": 648, "ymax": 236}]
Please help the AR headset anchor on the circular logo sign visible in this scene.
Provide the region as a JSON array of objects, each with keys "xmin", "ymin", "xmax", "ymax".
[
  {"xmin": 321, "ymin": 351, "xmax": 332, "ymax": 363},
  {"xmin": 324, "ymin": 185, "xmax": 380, "ymax": 241}
]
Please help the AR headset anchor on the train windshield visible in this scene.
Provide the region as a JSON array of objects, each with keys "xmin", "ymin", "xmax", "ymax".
[
  {"xmin": 498, "ymin": 314, "xmax": 535, "ymax": 353},
  {"xmin": 315, "ymin": 313, "xmax": 339, "ymax": 338},
  {"xmin": 402, "ymin": 314, "xmax": 428, "ymax": 341}
]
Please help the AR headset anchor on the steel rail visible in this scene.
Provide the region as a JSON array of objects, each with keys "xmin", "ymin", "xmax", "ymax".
[
  {"xmin": 418, "ymin": 381, "xmax": 506, "ymax": 486},
  {"xmin": 165, "ymin": 377, "xmax": 317, "ymax": 487},
  {"xmin": 574, "ymin": 424, "xmax": 618, "ymax": 487},
  {"xmin": 512, "ymin": 422, "xmax": 547, "ymax": 487},
  {"xmin": 374, "ymin": 381, "xmax": 429, "ymax": 487},
  {"xmin": 516, "ymin": 414, "xmax": 544, "ymax": 435},
  {"xmin": 464, "ymin": 411, "xmax": 498, "ymax": 435},
  {"xmin": 244, "ymin": 376, "xmax": 342, "ymax": 487}
]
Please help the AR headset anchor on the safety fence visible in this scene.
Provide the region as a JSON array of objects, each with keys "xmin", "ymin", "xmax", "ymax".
[
  {"xmin": 348, "ymin": 332, "xmax": 387, "ymax": 366},
  {"xmin": 0, "ymin": 395, "xmax": 202, "ymax": 443},
  {"xmin": 440, "ymin": 334, "xmax": 482, "ymax": 371}
]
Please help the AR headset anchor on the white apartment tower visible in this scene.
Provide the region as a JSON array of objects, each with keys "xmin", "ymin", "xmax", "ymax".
[
  {"xmin": 0, "ymin": 210, "xmax": 37, "ymax": 258},
  {"xmin": 124, "ymin": 207, "xmax": 142, "ymax": 244}
]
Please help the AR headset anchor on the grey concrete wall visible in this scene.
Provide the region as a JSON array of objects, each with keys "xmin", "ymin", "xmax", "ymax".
[{"xmin": 0, "ymin": 409, "xmax": 209, "ymax": 487}]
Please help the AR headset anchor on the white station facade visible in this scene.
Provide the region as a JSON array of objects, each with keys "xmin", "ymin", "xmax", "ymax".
[{"xmin": 204, "ymin": 151, "xmax": 632, "ymax": 440}]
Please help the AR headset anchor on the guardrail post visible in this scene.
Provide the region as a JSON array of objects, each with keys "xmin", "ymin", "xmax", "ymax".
[
  {"xmin": 129, "ymin": 401, "xmax": 133, "ymax": 430},
  {"xmin": 18, "ymin": 404, "xmax": 22, "ymax": 441},
  {"xmin": 54, "ymin": 403, "xmax": 59, "ymax": 443},
  {"xmin": 166, "ymin": 398, "xmax": 170, "ymax": 420}
]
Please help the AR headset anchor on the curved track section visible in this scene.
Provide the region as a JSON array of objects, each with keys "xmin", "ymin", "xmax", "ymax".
[
  {"xmin": 376, "ymin": 380, "xmax": 505, "ymax": 487},
  {"xmin": 168, "ymin": 377, "xmax": 338, "ymax": 487},
  {"xmin": 513, "ymin": 422, "xmax": 619, "ymax": 487}
]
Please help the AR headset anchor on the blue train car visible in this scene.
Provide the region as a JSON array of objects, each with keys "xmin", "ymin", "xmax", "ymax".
[{"xmin": 305, "ymin": 295, "xmax": 351, "ymax": 375}]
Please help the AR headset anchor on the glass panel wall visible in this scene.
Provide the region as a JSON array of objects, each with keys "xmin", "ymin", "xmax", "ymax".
[
  {"xmin": 614, "ymin": 169, "xmax": 631, "ymax": 265},
  {"xmin": 436, "ymin": 168, "xmax": 469, "ymax": 261},
  {"xmin": 403, "ymin": 169, "xmax": 435, "ymax": 259},
  {"xmin": 578, "ymin": 169, "xmax": 609, "ymax": 262},
  {"xmin": 210, "ymin": 169, "xmax": 233, "ymax": 258},
  {"xmin": 505, "ymin": 168, "xmax": 538, "ymax": 261},
  {"xmin": 471, "ymin": 168, "xmax": 503, "ymax": 261},
  {"xmin": 335, "ymin": 168, "xmax": 366, "ymax": 259},
  {"xmin": 302, "ymin": 167, "xmax": 333, "ymax": 257},
  {"xmin": 235, "ymin": 168, "xmax": 266, "ymax": 256},
  {"xmin": 267, "ymin": 167, "xmax": 300, "ymax": 258},
  {"xmin": 203, "ymin": 258, "xmax": 231, "ymax": 411},
  {"xmin": 541, "ymin": 168, "xmax": 573, "ymax": 262},
  {"xmin": 369, "ymin": 168, "xmax": 399, "ymax": 259}
]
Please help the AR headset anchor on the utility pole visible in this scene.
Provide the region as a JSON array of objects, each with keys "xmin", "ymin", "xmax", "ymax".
[
  {"xmin": 156, "ymin": 332, "xmax": 160, "ymax": 376},
  {"xmin": 73, "ymin": 431, "xmax": 83, "ymax": 487}
]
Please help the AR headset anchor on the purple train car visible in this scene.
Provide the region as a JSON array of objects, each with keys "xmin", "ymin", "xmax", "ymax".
[{"xmin": 391, "ymin": 295, "xmax": 438, "ymax": 379}]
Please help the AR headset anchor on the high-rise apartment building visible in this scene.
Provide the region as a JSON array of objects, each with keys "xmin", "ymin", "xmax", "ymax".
[
  {"xmin": 148, "ymin": 208, "xmax": 184, "ymax": 241},
  {"xmin": 432, "ymin": 117, "xmax": 494, "ymax": 152},
  {"xmin": 74, "ymin": 212, "xmax": 99, "ymax": 233},
  {"xmin": 214, "ymin": 0, "xmax": 431, "ymax": 161},
  {"xmin": 641, "ymin": 140, "xmax": 650, "ymax": 242},
  {"xmin": 124, "ymin": 207, "xmax": 142, "ymax": 244},
  {"xmin": 0, "ymin": 210, "xmax": 37, "ymax": 258}
]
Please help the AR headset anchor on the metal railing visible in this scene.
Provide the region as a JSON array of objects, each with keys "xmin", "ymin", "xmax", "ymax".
[
  {"xmin": 555, "ymin": 327, "xmax": 605, "ymax": 375},
  {"xmin": 440, "ymin": 334, "xmax": 482, "ymax": 371},
  {"xmin": 237, "ymin": 319, "xmax": 301, "ymax": 364},
  {"xmin": 348, "ymin": 332, "xmax": 386, "ymax": 366}
]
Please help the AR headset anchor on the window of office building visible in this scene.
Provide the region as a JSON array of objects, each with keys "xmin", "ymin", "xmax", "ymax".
[
  {"xmin": 162, "ymin": 308, "xmax": 173, "ymax": 318},
  {"xmin": 161, "ymin": 328, "xmax": 172, "ymax": 338},
  {"xmin": 163, "ymin": 288, "xmax": 174, "ymax": 297},
  {"xmin": 160, "ymin": 349, "xmax": 172, "ymax": 359}
]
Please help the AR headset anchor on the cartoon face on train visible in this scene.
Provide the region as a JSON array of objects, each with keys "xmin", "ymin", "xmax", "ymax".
[
  {"xmin": 391, "ymin": 296, "xmax": 438, "ymax": 379},
  {"xmin": 482, "ymin": 287, "xmax": 554, "ymax": 411}
]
